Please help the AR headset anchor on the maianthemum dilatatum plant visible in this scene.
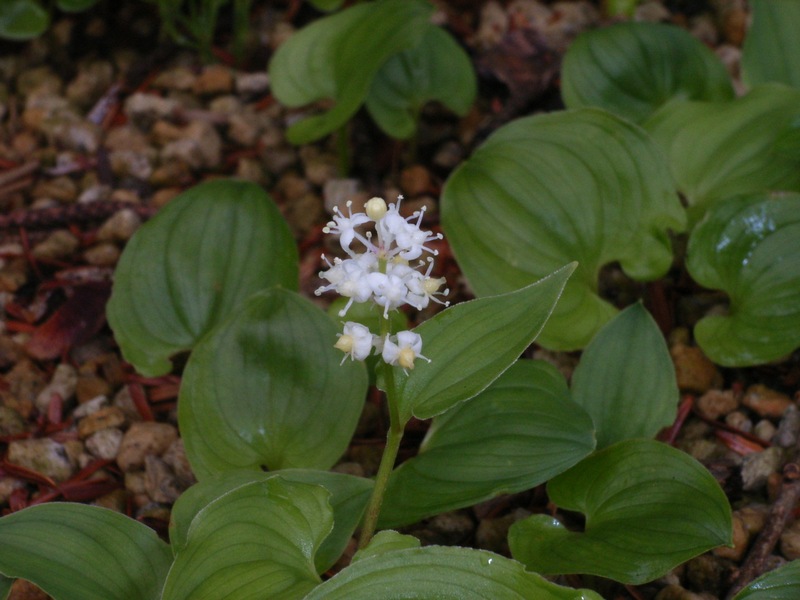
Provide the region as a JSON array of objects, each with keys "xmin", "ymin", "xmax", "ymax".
[
  {"xmin": 2, "ymin": 3, "xmax": 800, "ymax": 598},
  {"xmin": 0, "ymin": 178, "xmax": 747, "ymax": 599},
  {"xmin": 267, "ymin": 0, "xmax": 477, "ymax": 171},
  {"xmin": 0, "ymin": 0, "xmax": 253, "ymax": 64},
  {"xmin": 443, "ymin": 0, "xmax": 800, "ymax": 366}
]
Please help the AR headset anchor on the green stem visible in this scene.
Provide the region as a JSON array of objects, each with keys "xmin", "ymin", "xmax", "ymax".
[{"xmin": 358, "ymin": 397, "xmax": 403, "ymax": 549}]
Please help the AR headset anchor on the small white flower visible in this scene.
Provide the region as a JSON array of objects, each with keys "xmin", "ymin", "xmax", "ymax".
[
  {"xmin": 317, "ymin": 196, "xmax": 446, "ymax": 372},
  {"xmin": 381, "ymin": 331, "xmax": 430, "ymax": 371},
  {"xmin": 394, "ymin": 210, "xmax": 443, "ymax": 260},
  {"xmin": 322, "ymin": 201, "xmax": 371, "ymax": 255},
  {"xmin": 404, "ymin": 258, "xmax": 450, "ymax": 310},
  {"xmin": 334, "ymin": 322, "xmax": 374, "ymax": 363},
  {"xmin": 368, "ymin": 272, "xmax": 411, "ymax": 318}
]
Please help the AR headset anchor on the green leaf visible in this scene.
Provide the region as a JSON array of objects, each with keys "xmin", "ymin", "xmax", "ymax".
[
  {"xmin": 742, "ymin": 0, "xmax": 800, "ymax": 89},
  {"xmin": 351, "ymin": 531, "xmax": 420, "ymax": 563},
  {"xmin": 686, "ymin": 192, "xmax": 800, "ymax": 366},
  {"xmin": 162, "ymin": 478, "xmax": 328, "ymax": 600},
  {"xmin": 0, "ymin": 503, "xmax": 172, "ymax": 600},
  {"xmin": 268, "ymin": 0, "xmax": 434, "ymax": 144},
  {"xmin": 509, "ymin": 439, "xmax": 732, "ymax": 585},
  {"xmin": 303, "ymin": 547, "xmax": 604, "ymax": 599},
  {"xmin": 562, "ymin": 22, "xmax": 733, "ymax": 123},
  {"xmin": 56, "ymin": 0, "xmax": 100, "ymax": 12},
  {"xmin": 169, "ymin": 469, "xmax": 372, "ymax": 574},
  {"xmin": 0, "ymin": 575, "xmax": 10, "ymax": 600},
  {"xmin": 307, "ymin": 0, "xmax": 346, "ymax": 10},
  {"xmin": 379, "ymin": 360, "xmax": 595, "ymax": 527},
  {"xmin": 0, "ymin": 0, "xmax": 48, "ymax": 40},
  {"xmin": 571, "ymin": 303, "xmax": 678, "ymax": 449},
  {"xmin": 603, "ymin": 0, "xmax": 640, "ymax": 17},
  {"xmin": 645, "ymin": 84, "xmax": 800, "ymax": 220},
  {"xmin": 383, "ymin": 263, "xmax": 575, "ymax": 423},
  {"xmin": 365, "ymin": 24, "xmax": 476, "ymax": 139},
  {"xmin": 442, "ymin": 108, "xmax": 685, "ymax": 350},
  {"xmin": 179, "ymin": 288, "xmax": 368, "ymax": 478},
  {"xmin": 107, "ymin": 179, "xmax": 298, "ymax": 377},
  {"xmin": 734, "ymin": 560, "xmax": 800, "ymax": 600}
]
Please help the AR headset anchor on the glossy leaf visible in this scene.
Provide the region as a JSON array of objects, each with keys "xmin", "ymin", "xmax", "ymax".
[
  {"xmin": 0, "ymin": 503, "xmax": 172, "ymax": 600},
  {"xmin": 169, "ymin": 469, "xmax": 372, "ymax": 573},
  {"xmin": 365, "ymin": 24, "xmax": 476, "ymax": 139},
  {"xmin": 351, "ymin": 531, "xmax": 420, "ymax": 563},
  {"xmin": 686, "ymin": 193, "xmax": 800, "ymax": 366},
  {"xmin": 645, "ymin": 84, "xmax": 800, "ymax": 220},
  {"xmin": 509, "ymin": 439, "xmax": 732, "ymax": 584},
  {"xmin": 379, "ymin": 360, "xmax": 595, "ymax": 527},
  {"xmin": 0, "ymin": 0, "xmax": 48, "ymax": 40},
  {"xmin": 382, "ymin": 263, "xmax": 575, "ymax": 423},
  {"xmin": 562, "ymin": 22, "xmax": 733, "ymax": 123},
  {"xmin": 442, "ymin": 108, "xmax": 684, "ymax": 350},
  {"xmin": 107, "ymin": 179, "xmax": 298, "ymax": 377},
  {"xmin": 162, "ymin": 478, "xmax": 328, "ymax": 600},
  {"xmin": 571, "ymin": 303, "xmax": 678, "ymax": 449},
  {"xmin": 268, "ymin": 0, "xmax": 434, "ymax": 144},
  {"xmin": 734, "ymin": 560, "xmax": 800, "ymax": 600},
  {"xmin": 303, "ymin": 547, "xmax": 604, "ymax": 599},
  {"xmin": 742, "ymin": 0, "xmax": 800, "ymax": 89},
  {"xmin": 179, "ymin": 288, "xmax": 368, "ymax": 478}
]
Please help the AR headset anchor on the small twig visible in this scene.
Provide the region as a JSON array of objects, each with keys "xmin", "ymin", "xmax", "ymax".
[
  {"xmin": 86, "ymin": 82, "xmax": 122, "ymax": 126},
  {"xmin": 0, "ymin": 176, "xmax": 35, "ymax": 200},
  {"xmin": 0, "ymin": 201, "xmax": 157, "ymax": 231},
  {"xmin": 0, "ymin": 160, "xmax": 39, "ymax": 188},
  {"xmin": 726, "ymin": 452, "xmax": 800, "ymax": 597}
]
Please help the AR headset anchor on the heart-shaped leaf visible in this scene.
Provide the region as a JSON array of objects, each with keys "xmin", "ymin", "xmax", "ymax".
[
  {"xmin": 442, "ymin": 108, "xmax": 685, "ymax": 350},
  {"xmin": 0, "ymin": 503, "xmax": 172, "ymax": 600},
  {"xmin": 0, "ymin": 0, "xmax": 48, "ymax": 40},
  {"xmin": 509, "ymin": 439, "xmax": 732, "ymax": 584},
  {"xmin": 379, "ymin": 360, "xmax": 595, "ymax": 527},
  {"xmin": 382, "ymin": 263, "xmax": 575, "ymax": 423},
  {"xmin": 303, "ymin": 547, "xmax": 604, "ymax": 599},
  {"xmin": 107, "ymin": 179, "xmax": 298, "ymax": 377},
  {"xmin": 645, "ymin": 84, "xmax": 800, "ymax": 220},
  {"xmin": 686, "ymin": 192, "xmax": 800, "ymax": 366},
  {"xmin": 169, "ymin": 469, "xmax": 372, "ymax": 573},
  {"xmin": 365, "ymin": 24, "xmax": 476, "ymax": 139},
  {"xmin": 734, "ymin": 560, "xmax": 800, "ymax": 600},
  {"xmin": 742, "ymin": 0, "xmax": 800, "ymax": 89},
  {"xmin": 562, "ymin": 21, "xmax": 733, "ymax": 123},
  {"xmin": 179, "ymin": 288, "xmax": 368, "ymax": 478},
  {"xmin": 268, "ymin": 0, "xmax": 434, "ymax": 144},
  {"xmin": 571, "ymin": 303, "xmax": 678, "ymax": 449},
  {"xmin": 162, "ymin": 478, "xmax": 329, "ymax": 600}
]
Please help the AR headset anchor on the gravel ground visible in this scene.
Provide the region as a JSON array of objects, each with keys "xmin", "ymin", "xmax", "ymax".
[{"xmin": 1, "ymin": 1, "xmax": 799, "ymax": 598}]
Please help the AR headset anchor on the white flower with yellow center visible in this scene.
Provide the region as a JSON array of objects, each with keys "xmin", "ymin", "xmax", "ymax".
[
  {"xmin": 334, "ymin": 322, "xmax": 374, "ymax": 364},
  {"xmin": 317, "ymin": 196, "xmax": 447, "ymax": 371},
  {"xmin": 381, "ymin": 331, "xmax": 430, "ymax": 372}
]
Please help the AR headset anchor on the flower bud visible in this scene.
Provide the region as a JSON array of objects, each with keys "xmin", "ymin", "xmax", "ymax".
[{"xmin": 365, "ymin": 197, "xmax": 388, "ymax": 221}]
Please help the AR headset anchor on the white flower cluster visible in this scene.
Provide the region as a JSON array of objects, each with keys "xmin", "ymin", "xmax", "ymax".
[{"xmin": 315, "ymin": 197, "xmax": 449, "ymax": 371}]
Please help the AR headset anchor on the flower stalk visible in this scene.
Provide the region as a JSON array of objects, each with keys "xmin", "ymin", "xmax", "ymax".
[{"xmin": 315, "ymin": 196, "xmax": 448, "ymax": 547}]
